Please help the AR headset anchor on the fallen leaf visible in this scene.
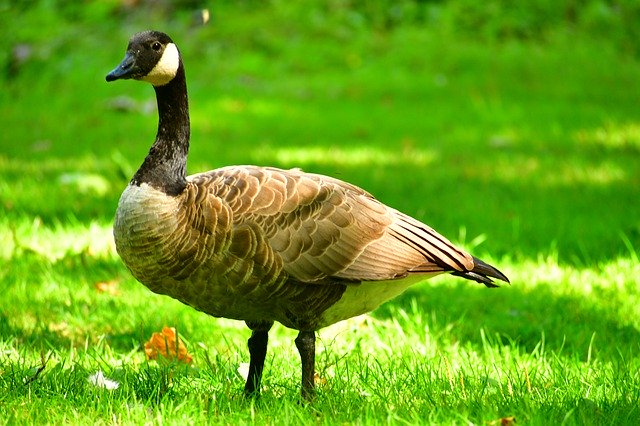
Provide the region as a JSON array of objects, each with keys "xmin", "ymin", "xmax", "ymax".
[{"xmin": 144, "ymin": 327, "xmax": 193, "ymax": 364}]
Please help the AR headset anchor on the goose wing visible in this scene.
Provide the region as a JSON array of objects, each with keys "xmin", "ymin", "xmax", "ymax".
[{"xmin": 190, "ymin": 166, "xmax": 504, "ymax": 286}]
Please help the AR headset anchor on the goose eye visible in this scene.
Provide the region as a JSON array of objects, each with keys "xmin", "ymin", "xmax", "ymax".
[{"xmin": 152, "ymin": 41, "xmax": 162, "ymax": 51}]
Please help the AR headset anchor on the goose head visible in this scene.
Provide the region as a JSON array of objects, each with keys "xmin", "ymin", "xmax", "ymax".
[{"xmin": 106, "ymin": 30, "xmax": 181, "ymax": 87}]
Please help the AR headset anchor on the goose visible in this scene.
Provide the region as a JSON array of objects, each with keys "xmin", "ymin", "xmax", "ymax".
[{"xmin": 106, "ymin": 30, "xmax": 509, "ymax": 400}]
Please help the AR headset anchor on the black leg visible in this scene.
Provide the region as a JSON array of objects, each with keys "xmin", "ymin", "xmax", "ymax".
[
  {"xmin": 295, "ymin": 330, "xmax": 316, "ymax": 401},
  {"xmin": 244, "ymin": 321, "xmax": 273, "ymax": 397}
]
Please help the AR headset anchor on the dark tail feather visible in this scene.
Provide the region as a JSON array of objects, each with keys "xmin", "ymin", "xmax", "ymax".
[{"xmin": 451, "ymin": 256, "xmax": 510, "ymax": 288}]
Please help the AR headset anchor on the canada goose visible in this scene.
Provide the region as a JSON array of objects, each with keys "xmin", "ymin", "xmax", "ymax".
[{"xmin": 106, "ymin": 30, "xmax": 509, "ymax": 400}]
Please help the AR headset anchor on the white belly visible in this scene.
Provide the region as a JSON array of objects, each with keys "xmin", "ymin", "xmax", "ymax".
[{"xmin": 318, "ymin": 273, "xmax": 439, "ymax": 327}]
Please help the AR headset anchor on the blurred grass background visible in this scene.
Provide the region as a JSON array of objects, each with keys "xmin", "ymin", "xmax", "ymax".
[
  {"xmin": 1, "ymin": 0, "xmax": 639, "ymax": 259},
  {"xmin": 1, "ymin": 0, "xmax": 640, "ymax": 424}
]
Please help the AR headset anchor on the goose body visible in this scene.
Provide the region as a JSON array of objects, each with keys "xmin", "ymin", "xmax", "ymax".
[{"xmin": 107, "ymin": 31, "xmax": 509, "ymax": 399}]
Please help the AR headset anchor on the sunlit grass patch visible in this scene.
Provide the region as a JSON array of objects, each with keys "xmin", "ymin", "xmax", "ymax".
[
  {"xmin": 575, "ymin": 121, "xmax": 640, "ymax": 151},
  {"xmin": 251, "ymin": 145, "xmax": 437, "ymax": 167},
  {"xmin": 0, "ymin": 216, "xmax": 114, "ymax": 261},
  {"xmin": 3, "ymin": 248, "xmax": 640, "ymax": 424},
  {"xmin": 482, "ymin": 155, "xmax": 628, "ymax": 187}
]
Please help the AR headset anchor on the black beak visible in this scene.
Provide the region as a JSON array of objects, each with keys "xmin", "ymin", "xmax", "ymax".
[{"xmin": 106, "ymin": 52, "xmax": 136, "ymax": 82}]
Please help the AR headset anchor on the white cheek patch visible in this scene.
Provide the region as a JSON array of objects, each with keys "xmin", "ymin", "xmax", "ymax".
[{"xmin": 142, "ymin": 43, "xmax": 180, "ymax": 86}]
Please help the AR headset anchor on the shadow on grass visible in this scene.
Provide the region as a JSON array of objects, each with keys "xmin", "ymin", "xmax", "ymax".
[
  {"xmin": 520, "ymin": 399, "xmax": 640, "ymax": 425},
  {"xmin": 372, "ymin": 280, "xmax": 640, "ymax": 362},
  {"xmin": 0, "ymin": 311, "xmax": 75, "ymax": 355},
  {"xmin": 0, "ymin": 305, "xmax": 179, "ymax": 361},
  {"xmin": 0, "ymin": 165, "xmax": 124, "ymax": 226},
  {"xmin": 1, "ymin": 251, "xmax": 178, "ymax": 355}
]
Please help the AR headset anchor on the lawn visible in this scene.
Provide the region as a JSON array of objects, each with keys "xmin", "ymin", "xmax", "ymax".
[{"xmin": 1, "ymin": 1, "xmax": 639, "ymax": 425}]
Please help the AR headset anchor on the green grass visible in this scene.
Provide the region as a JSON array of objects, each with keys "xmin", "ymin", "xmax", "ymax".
[{"xmin": 1, "ymin": 2, "xmax": 640, "ymax": 425}]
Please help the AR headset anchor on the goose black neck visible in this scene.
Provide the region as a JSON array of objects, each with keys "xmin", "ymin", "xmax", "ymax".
[{"xmin": 132, "ymin": 63, "xmax": 190, "ymax": 196}]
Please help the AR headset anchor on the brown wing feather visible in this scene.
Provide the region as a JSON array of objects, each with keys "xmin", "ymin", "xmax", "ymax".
[
  {"xmin": 190, "ymin": 165, "xmax": 479, "ymax": 284},
  {"xmin": 189, "ymin": 166, "xmax": 380, "ymax": 281}
]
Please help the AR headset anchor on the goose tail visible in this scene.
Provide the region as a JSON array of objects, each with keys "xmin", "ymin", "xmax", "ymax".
[{"xmin": 451, "ymin": 256, "xmax": 510, "ymax": 288}]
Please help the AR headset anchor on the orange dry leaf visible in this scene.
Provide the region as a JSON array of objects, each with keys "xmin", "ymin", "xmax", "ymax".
[{"xmin": 144, "ymin": 326, "xmax": 193, "ymax": 364}]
